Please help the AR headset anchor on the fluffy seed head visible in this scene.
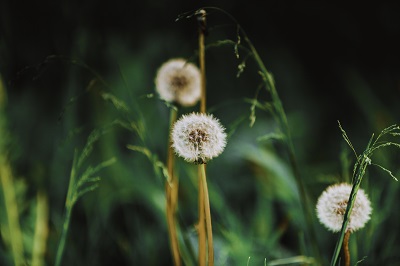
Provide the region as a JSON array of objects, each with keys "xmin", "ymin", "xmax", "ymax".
[
  {"xmin": 316, "ymin": 183, "xmax": 372, "ymax": 233},
  {"xmin": 155, "ymin": 58, "xmax": 201, "ymax": 106},
  {"xmin": 171, "ymin": 112, "xmax": 227, "ymax": 164}
]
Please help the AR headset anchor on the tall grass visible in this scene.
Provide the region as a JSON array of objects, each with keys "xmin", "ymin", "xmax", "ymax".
[
  {"xmin": 176, "ymin": 6, "xmax": 321, "ymax": 263},
  {"xmin": 54, "ymin": 126, "xmax": 116, "ymax": 266}
]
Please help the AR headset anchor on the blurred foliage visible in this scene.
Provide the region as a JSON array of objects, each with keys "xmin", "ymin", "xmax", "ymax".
[{"xmin": 1, "ymin": 1, "xmax": 400, "ymax": 266}]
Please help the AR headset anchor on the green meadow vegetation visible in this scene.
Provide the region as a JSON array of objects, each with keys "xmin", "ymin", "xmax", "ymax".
[{"xmin": 1, "ymin": 3, "xmax": 400, "ymax": 266}]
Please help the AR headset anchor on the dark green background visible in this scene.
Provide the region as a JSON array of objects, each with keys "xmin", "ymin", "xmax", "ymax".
[{"xmin": 1, "ymin": 1, "xmax": 400, "ymax": 265}]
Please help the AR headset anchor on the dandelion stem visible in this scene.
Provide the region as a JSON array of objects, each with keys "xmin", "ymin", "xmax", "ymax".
[
  {"xmin": 197, "ymin": 9, "xmax": 208, "ymax": 266},
  {"xmin": 343, "ymin": 231, "xmax": 351, "ymax": 266},
  {"xmin": 200, "ymin": 164, "xmax": 214, "ymax": 266},
  {"xmin": 198, "ymin": 165, "xmax": 206, "ymax": 266},
  {"xmin": 166, "ymin": 107, "xmax": 181, "ymax": 266},
  {"xmin": 198, "ymin": 9, "xmax": 207, "ymax": 114}
]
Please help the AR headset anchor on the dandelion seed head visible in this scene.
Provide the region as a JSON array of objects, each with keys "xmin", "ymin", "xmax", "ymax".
[
  {"xmin": 171, "ymin": 112, "xmax": 227, "ymax": 163},
  {"xmin": 316, "ymin": 183, "xmax": 372, "ymax": 233},
  {"xmin": 155, "ymin": 58, "xmax": 201, "ymax": 106}
]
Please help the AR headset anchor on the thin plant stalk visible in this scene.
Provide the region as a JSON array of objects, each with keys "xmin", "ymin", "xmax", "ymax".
[
  {"xmin": 32, "ymin": 190, "xmax": 49, "ymax": 266},
  {"xmin": 197, "ymin": 9, "xmax": 209, "ymax": 266},
  {"xmin": 55, "ymin": 194, "xmax": 73, "ymax": 266},
  {"xmin": 198, "ymin": 166, "xmax": 206, "ymax": 266},
  {"xmin": 198, "ymin": 9, "xmax": 207, "ymax": 114},
  {"xmin": 200, "ymin": 164, "xmax": 214, "ymax": 266},
  {"xmin": 166, "ymin": 107, "xmax": 181, "ymax": 266},
  {"xmin": 55, "ymin": 151, "xmax": 77, "ymax": 266}
]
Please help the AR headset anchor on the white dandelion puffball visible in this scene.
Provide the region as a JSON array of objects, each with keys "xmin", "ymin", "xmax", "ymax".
[
  {"xmin": 316, "ymin": 183, "xmax": 372, "ymax": 233},
  {"xmin": 171, "ymin": 112, "xmax": 227, "ymax": 164},
  {"xmin": 155, "ymin": 58, "xmax": 201, "ymax": 106}
]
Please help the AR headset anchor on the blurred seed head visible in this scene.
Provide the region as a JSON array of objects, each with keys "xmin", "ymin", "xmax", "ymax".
[
  {"xmin": 171, "ymin": 112, "xmax": 227, "ymax": 164},
  {"xmin": 196, "ymin": 9, "xmax": 208, "ymax": 35},
  {"xmin": 316, "ymin": 183, "xmax": 372, "ymax": 233},
  {"xmin": 155, "ymin": 58, "xmax": 201, "ymax": 107}
]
